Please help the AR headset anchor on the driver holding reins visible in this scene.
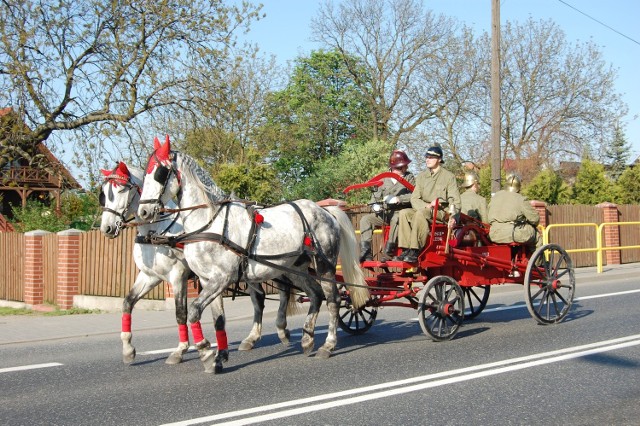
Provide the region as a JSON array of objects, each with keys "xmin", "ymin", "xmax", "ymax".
[{"xmin": 359, "ymin": 150, "xmax": 415, "ymax": 262}]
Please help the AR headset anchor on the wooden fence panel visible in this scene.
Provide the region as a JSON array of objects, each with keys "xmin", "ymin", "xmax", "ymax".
[
  {"xmin": 618, "ymin": 205, "xmax": 640, "ymax": 263},
  {"xmin": 42, "ymin": 233, "xmax": 58, "ymax": 304},
  {"xmin": 79, "ymin": 229, "xmax": 165, "ymax": 300},
  {"xmin": 0, "ymin": 232, "xmax": 24, "ymax": 301},
  {"xmin": 546, "ymin": 205, "xmax": 602, "ymax": 268}
]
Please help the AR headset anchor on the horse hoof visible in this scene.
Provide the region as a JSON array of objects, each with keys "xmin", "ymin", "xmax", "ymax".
[
  {"xmin": 214, "ymin": 363, "xmax": 223, "ymax": 374},
  {"xmin": 201, "ymin": 349, "xmax": 216, "ymax": 373},
  {"xmin": 238, "ymin": 341, "xmax": 254, "ymax": 351},
  {"xmin": 302, "ymin": 344, "xmax": 314, "ymax": 357},
  {"xmin": 165, "ymin": 352, "xmax": 183, "ymax": 365},
  {"xmin": 316, "ymin": 347, "xmax": 332, "ymax": 359},
  {"xmin": 218, "ymin": 349, "xmax": 229, "ymax": 363},
  {"xmin": 122, "ymin": 348, "xmax": 136, "ymax": 364}
]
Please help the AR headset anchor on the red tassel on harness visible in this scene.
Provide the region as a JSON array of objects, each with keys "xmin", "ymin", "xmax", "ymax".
[
  {"xmin": 254, "ymin": 212, "xmax": 264, "ymax": 224},
  {"xmin": 304, "ymin": 235, "xmax": 313, "ymax": 247}
]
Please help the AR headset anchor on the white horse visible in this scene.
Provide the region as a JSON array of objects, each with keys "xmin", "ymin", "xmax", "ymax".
[
  {"xmin": 137, "ymin": 136, "xmax": 369, "ymax": 372},
  {"xmin": 99, "ymin": 161, "xmax": 296, "ymax": 372}
]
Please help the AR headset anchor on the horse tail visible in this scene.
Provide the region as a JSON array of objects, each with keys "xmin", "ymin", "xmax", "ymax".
[{"xmin": 324, "ymin": 206, "xmax": 370, "ymax": 309}]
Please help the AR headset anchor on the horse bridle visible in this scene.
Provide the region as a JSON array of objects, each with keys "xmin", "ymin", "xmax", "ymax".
[
  {"xmin": 138, "ymin": 151, "xmax": 182, "ymax": 221},
  {"xmin": 100, "ymin": 177, "xmax": 142, "ymax": 237}
]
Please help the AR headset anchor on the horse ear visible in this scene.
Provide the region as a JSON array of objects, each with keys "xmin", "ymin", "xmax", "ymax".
[{"xmin": 154, "ymin": 136, "xmax": 161, "ymax": 150}]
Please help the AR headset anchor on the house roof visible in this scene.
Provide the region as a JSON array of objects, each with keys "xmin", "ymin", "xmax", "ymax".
[{"xmin": 0, "ymin": 107, "xmax": 81, "ymax": 190}]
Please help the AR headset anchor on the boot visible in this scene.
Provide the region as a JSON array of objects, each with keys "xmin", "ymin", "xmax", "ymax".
[
  {"xmin": 359, "ymin": 241, "xmax": 373, "ymax": 263},
  {"xmin": 393, "ymin": 248, "xmax": 409, "ymax": 262},
  {"xmin": 380, "ymin": 242, "xmax": 397, "ymax": 262},
  {"xmin": 402, "ymin": 248, "xmax": 419, "ymax": 263}
]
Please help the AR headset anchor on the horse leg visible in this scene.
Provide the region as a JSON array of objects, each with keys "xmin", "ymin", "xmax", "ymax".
[
  {"xmin": 165, "ymin": 274, "xmax": 190, "ymax": 365},
  {"xmin": 275, "ymin": 279, "xmax": 295, "ymax": 346},
  {"xmin": 209, "ymin": 294, "xmax": 229, "ymax": 373},
  {"xmin": 121, "ymin": 272, "xmax": 161, "ymax": 364},
  {"xmin": 316, "ymin": 277, "xmax": 341, "ymax": 359},
  {"xmin": 291, "ymin": 276, "xmax": 323, "ymax": 356},
  {"xmin": 188, "ymin": 286, "xmax": 225, "ymax": 374},
  {"xmin": 238, "ymin": 283, "xmax": 265, "ymax": 351}
]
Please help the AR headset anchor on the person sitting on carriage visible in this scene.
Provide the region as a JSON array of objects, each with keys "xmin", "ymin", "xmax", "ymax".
[
  {"xmin": 460, "ymin": 171, "xmax": 488, "ymax": 223},
  {"xmin": 394, "ymin": 145, "xmax": 461, "ymax": 263},
  {"xmin": 487, "ymin": 173, "xmax": 541, "ymax": 251},
  {"xmin": 359, "ymin": 150, "xmax": 415, "ymax": 262}
]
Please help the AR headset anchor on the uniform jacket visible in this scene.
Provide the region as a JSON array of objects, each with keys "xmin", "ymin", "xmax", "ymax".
[
  {"xmin": 369, "ymin": 172, "xmax": 415, "ymax": 211},
  {"xmin": 488, "ymin": 190, "xmax": 540, "ymax": 244},
  {"xmin": 410, "ymin": 167, "xmax": 461, "ymax": 219},
  {"xmin": 461, "ymin": 189, "xmax": 488, "ymax": 223}
]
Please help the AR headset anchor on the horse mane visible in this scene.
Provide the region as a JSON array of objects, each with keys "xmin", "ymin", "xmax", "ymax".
[{"xmin": 176, "ymin": 152, "xmax": 228, "ymax": 207}]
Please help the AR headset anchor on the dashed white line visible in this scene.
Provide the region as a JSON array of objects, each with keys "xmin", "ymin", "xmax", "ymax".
[{"xmin": 0, "ymin": 362, "xmax": 63, "ymax": 374}]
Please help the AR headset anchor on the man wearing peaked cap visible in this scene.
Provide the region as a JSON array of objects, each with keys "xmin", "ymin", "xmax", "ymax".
[{"xmin": 394, "ymin": 145, "xmax": 460, "ymax": 263}]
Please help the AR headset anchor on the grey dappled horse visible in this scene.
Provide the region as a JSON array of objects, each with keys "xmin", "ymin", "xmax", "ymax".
[
  {"xmin": 137, "ymin": 136, "xmax": 369, "ymax": 372},
  {"xmin": 99, "ymin": 162, "xmax": 295, "ymax": 372}
]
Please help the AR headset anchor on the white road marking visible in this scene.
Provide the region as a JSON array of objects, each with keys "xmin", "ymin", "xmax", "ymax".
[
  {"xmin": 160, "ymin": 334, "xmax": 640, "ymax": 426},
  {"xmin": 139, "ymin": 343, "xmax": 218, "ymax": 356},
  {"xmin": 0, "ymin": 362, "xmax": 63, "ymax": 374}
]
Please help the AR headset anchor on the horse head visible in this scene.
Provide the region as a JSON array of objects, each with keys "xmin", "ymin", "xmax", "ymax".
[
  {"xmin": 99, "ymin": 161, "xmax": 142, "ymax": 238},
  {"xmin": 137, "ymin": 135, "xmax": 181, "ymax": 222}
]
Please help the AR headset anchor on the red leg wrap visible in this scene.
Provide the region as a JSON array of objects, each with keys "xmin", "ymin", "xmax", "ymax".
[
  {"xmin": 190, "ymin": 321, "xmax": 204, "ymax": 343},
  {"xmin": 216, "ymin": 330, "xmax": 228, "ymax": 350},
  {"xmin": 121, "ymin": 313, "xmax": 132, "ymax": 333},
  {"xmin": 178, "ymin": 324, "xmax": 188, "ymax": 343}
]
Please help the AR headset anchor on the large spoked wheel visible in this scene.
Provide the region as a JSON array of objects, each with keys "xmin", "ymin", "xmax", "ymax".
[
  {"xmin": 462, "ymin": 285, "xmax": 490, "ymax": 320},
  {"xmin": 418, "ymin": 276, "xmax": 465, "ymax": 341},
  {"xmin": 524, "ymin": 244, "xmax": 575, "ymax": 324},
  {"xmin": 338, "ymin": 288, "xmax": 377, "ymax": 335}
]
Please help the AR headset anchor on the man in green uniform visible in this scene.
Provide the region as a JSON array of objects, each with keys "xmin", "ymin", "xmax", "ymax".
[
  {"xmin": 394, "ymin": 146, "xmax": 461, "ymax": 263},
  {"xmin": 488, "ymin": 173, "xmax": 540, "ymax": 249},
  {"xmin": 359, "ymin": 150, "xmax": 415, "ymax": 262},
  {"xmin": 460, "ymin": 171, "xmax": 488, "ymax": 223}
]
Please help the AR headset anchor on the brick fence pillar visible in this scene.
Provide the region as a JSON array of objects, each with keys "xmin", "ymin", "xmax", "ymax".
[
  {"xmin": 57, "ymin": 229, "xmax": 84, "ymax": 309},
  {"xmin": 530, "ymin": 200, "xmax": 548, "ymax": 228},
  {"xmin": 24, "ymin": 230, "xmax": 50, "ymax": 306},
  {"xmin": 597, "ymin": 202, "xmax": 620, "ymax": 265}
]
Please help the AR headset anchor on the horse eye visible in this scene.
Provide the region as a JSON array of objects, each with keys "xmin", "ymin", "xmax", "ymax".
[{"xmin": 154, "ymin": 165, "xmax": 170, "ymax": 183}]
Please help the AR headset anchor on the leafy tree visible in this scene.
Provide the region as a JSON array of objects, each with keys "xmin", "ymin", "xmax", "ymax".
[
  {"xmin": 570, "ymin": 158, "xmax": 611, "ymax": 205},
  {"xmin": 214, "ymin": 149, "xmax": 281, "ymax": 205},
  {"xmin": 523, "ymin": 169, "xmax": 571, "ymax": 205},
  {"xmin": 264, "ymin": 50, "xmax": 373, "ymax": 188},
  {"xmin": 613, "ymin": 166, "xmax": 640, "ymax": 204},
  {"xmin": 288, "ymin": 139, "xmax": 389, "ymax": 203},
  {"xmin": 0, "ymin": 0, "xmax": 262, "ymax": 172}
]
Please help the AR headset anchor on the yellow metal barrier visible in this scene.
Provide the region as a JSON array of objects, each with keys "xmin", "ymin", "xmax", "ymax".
[{"xmin": 543, "ymin": 222, "xmax": 640, "ymax": 273}]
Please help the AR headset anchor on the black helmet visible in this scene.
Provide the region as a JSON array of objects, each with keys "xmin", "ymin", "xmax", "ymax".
[
  {"xmin": 425, "ymin": 146, "xmax": 444, "ymax": 163},
  {"xmin": 389, "ymin": 150, "xmax": 411, "ymax": 168}
]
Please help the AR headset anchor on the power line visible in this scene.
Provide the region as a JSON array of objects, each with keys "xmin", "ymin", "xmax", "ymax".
[{"xmin": 557, "ymin": 0, "xmax": 640, "ymax": 46}]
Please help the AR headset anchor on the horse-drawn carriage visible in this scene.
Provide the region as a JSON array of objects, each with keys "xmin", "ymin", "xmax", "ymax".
[
  {"xmin": 334, "ymin": 172, "xmax": 575, "ymax": 341},
  {"xmin": 102, "ymin": 135, "xmax": 575, "ymax": 373}
]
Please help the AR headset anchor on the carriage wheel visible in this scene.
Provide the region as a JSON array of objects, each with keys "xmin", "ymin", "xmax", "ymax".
[
  {"xmin": 524, "ymin": 244, "xmax": 575, "ymax": 324},
  {"xmin": 338, "ymin": 288, "xmax": 377, "ymax": 335},
  {"xmin": 462, "ymin": 285, "xmax": 490, "ymax": 320},
  {"xmin": 418, "ymin": 276, "xmax": 465, "ymax": 341}
]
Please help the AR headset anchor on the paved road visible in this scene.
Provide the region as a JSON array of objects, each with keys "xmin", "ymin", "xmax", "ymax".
[{"xmin": 1, "ymin": 263, "xmax": 639, "ymax": 425}]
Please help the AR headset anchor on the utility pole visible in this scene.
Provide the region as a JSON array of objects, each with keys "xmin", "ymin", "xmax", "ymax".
[{"xmin": 490, "ymin": 0, "xmax": 501, "ymax": 194}]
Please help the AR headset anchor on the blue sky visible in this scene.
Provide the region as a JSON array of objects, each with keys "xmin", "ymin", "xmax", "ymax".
[{"xmin": 243, "ymin": 0, "xmax": 640, "ymax": 160}]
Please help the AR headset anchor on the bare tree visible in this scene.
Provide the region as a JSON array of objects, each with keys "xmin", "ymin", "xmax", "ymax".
[
  {"xmin": 311, "ymin": 0, "xmax": 461, "ymax": 145},
  {"xmin": 0, "ymin": 0, "xmax": 262, "ymax": 172},
  {"xmin": 498, "ymin": 18, "xmax": 627, "ymax": 171}
]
